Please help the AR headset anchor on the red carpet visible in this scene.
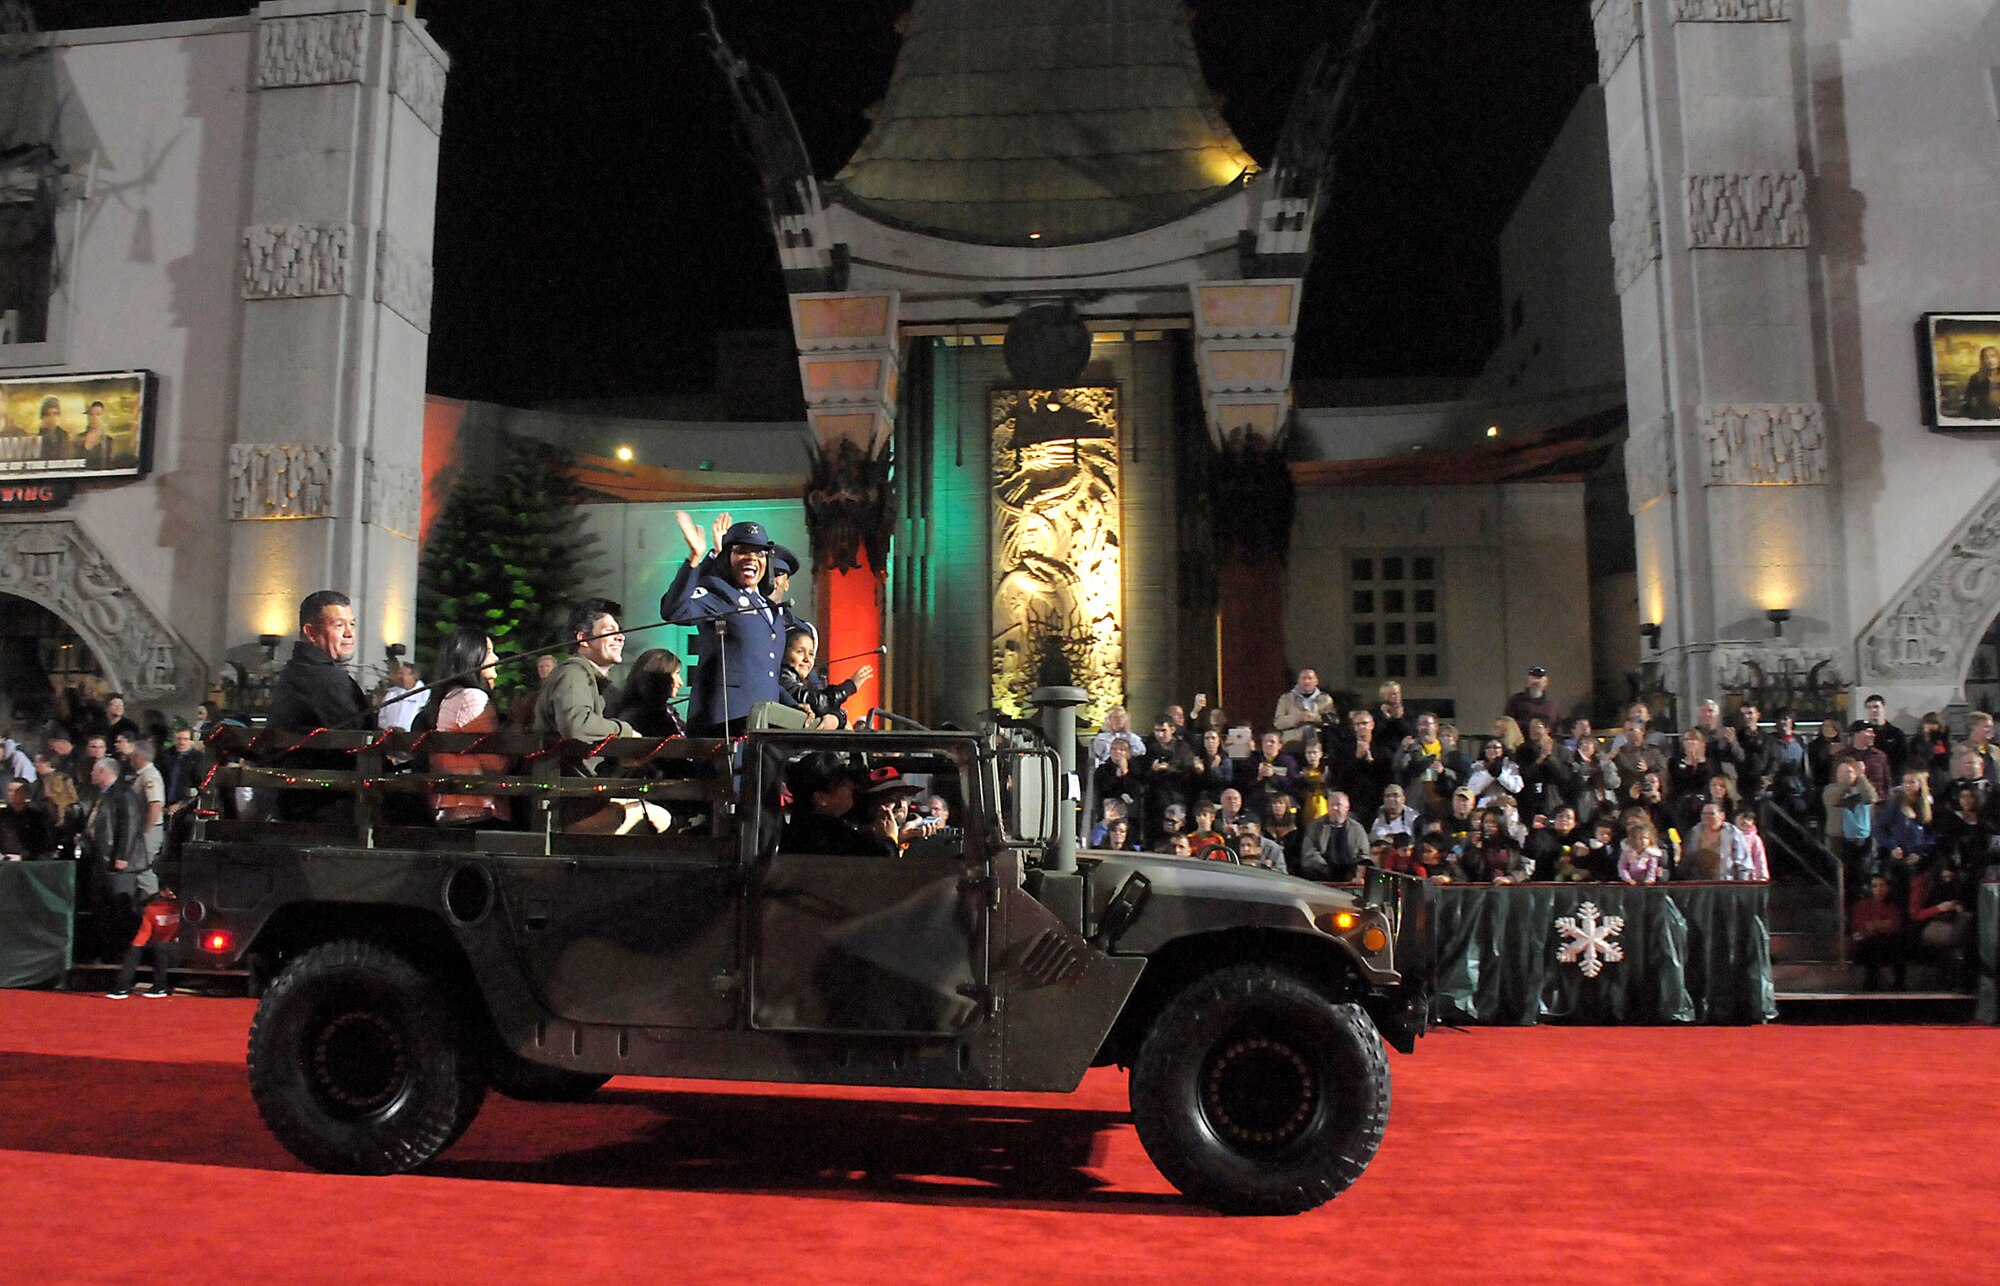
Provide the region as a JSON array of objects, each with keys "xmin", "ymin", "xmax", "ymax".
[{"xmin": 3, "ymin": 989, "xmax": 1996, "ymax": 1284}]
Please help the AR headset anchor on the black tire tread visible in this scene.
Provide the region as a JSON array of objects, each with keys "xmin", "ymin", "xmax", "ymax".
[
  {"xmin": 1129, "ymin": 963, "xmax": 1390, "ymax": 1215},
  {"xmin": 246, "ymin": 938, "xmax": 477, "ymax": 1174}
]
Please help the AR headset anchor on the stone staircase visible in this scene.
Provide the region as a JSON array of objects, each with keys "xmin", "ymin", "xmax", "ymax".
[{"xmin": 1767, "ymin": 880, "xmax": 1974, "ymax": 1018}]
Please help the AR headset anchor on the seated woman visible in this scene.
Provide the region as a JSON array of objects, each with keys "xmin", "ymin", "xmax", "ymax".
[
  {"xmin": 1098, "ymin": 816, "xmax": 1139, "ymax": 852},
  {"xmin": 1467, "ymin": 806, "xmax": 1531, "ymax": 883},
  {"xmin": 778, "ymin": 626, "xmax": 875, "ymax": 729},
  {"xmin": 421, "ymin": 630, "xmax": 510, "ymax": 826},
  {"xmin": 609, "ymin": 648, "xmax": 689, "ymax": 739}
]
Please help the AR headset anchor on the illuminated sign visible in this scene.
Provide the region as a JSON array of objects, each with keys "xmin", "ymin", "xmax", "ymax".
[
  {"xmin": 0, "ymin": 479, "xmax": 73, "ymax": 510},
  {"xmin": 0, "ymin": 370, "xmax": 158, "ymax": 481},
  {"xmin": 990, "ymin": 387, "xmax": 1123, "ymax": 723}
]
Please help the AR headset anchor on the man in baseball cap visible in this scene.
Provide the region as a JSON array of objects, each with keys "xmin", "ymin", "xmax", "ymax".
[{"xmin": 1504, "ymin": 663, "xmax": 1558, "ymax": 732}]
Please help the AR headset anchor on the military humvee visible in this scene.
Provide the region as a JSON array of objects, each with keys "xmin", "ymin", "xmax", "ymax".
[{"xmin": 177, "ymin": 702, "xmax": 1430, "ymax": 1215}]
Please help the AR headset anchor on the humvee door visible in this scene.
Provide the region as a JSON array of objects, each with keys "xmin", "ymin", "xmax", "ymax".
[{"xmin": 747, "ymin": 738, "xmax": 990, "ymax": 1036}]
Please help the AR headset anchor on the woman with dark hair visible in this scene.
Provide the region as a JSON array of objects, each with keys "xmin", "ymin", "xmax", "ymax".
[
  {"xmin": 423, "ymin": 630, "xmax": 508, "ymax": 825},
  {"xmin": 610, "ymin": 648, "xmax": 689, "ymax": 739}
]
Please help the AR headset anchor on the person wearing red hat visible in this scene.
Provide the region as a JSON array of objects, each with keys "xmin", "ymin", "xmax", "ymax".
[{"xmin": 860, "ymin": 766, "xmax": 922, "ymax": 856}]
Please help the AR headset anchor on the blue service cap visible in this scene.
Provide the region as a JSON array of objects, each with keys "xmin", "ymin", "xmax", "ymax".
[
  {"xmin": 771, "ymin": 542, "xmax": 801, "ymax": 578},
  {"xmin": 718, "ymin": 520, "xmax": 775, "ymax": 552}
]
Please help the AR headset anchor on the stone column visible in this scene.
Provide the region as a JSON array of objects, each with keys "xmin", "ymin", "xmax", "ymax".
[
  {"xmin": 1190, "ymin": 279, "xmax": 1303, "ymax": 716},
  {"xmin": 1595, "ymin": 0, "xmax": 1840, "ymax": 717},
  {"xmin": 790, "ymin": 290, "xmax": 900, "ymax": 719},
  {"xmin": 226, "ymin": 0, "xmax": 445, "ymax": 679}
]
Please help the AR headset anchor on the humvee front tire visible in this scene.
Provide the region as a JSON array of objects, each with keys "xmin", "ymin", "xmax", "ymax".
[
  {"xmin": 1129, "ymin": 963, "xmax": 1389, "ymax": 1215},
  {"xmin": 247, "ymin": 939, "xmax": 479, "ymax": 1174}
]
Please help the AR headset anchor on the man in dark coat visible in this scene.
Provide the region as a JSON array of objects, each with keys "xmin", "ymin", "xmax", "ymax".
[
  {"xmin": 661, "ymin": 512, "xmax": 787, "ymax": 735},
  {"xmin": 85, "ymin": 756, "xmax": 149, "ymax": 953},
  {"xmin": 266, "ymin": 590, "xmax": 369, "ymax": 820}
]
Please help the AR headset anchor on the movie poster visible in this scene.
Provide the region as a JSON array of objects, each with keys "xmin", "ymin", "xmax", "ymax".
[
  {"xmin": 1922, "ymin": 314, "xmax": 2000, "ymax": 431},
  {"xmin": 0, "ymin": 370, "xmax": 157, "ymax": 481}
]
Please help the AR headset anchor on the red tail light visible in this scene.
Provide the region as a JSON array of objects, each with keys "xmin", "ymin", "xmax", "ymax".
[{"xmin": 201, "ymin": 929, "xmax": 234, "ymax": 954}]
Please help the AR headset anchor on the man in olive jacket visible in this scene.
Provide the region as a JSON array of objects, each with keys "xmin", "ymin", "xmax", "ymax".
[{"xmin": 533, "ymin": 599, "xmax": 637, "ymax": 775}]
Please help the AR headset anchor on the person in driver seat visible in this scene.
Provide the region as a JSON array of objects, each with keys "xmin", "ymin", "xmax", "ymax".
[{"xmin": 780, "ymin": 752, "xmax": 879, "ymax": 857}]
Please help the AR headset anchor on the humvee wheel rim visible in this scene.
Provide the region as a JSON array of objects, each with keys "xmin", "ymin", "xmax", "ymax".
[
  {"xmin": 1199, "ymin": 1034, "xmax": 1320, "ymax": 1155},
  {"xmin": 309, "ymin": 1010, "xmax": 410, "ymax": 1118}
]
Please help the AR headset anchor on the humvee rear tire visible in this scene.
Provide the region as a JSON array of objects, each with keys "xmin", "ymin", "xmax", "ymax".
[
  {"xmin": 484, "ymin": 1051, "xmax": 611, "ymax": 1103},
  {"xmin": 247, "ymin": 939, "xmax": 478, "ymax": 1174},
  {"xmin": 1129, "ymin": 963, "xmax": 1389, "ymax": 1215}
]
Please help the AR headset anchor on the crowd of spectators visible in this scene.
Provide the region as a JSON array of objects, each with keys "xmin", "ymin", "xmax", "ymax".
[
  {"xmin": 1, "ymin": 696, "xmax": 212, "ymax": 973},
  {"xmin": 1083, "ymin": 667, "xmax": 1995, "ymax": 987},
  {"xmin": 6, "ymin": 633, "xmax": 1996, "ymax": 993}
]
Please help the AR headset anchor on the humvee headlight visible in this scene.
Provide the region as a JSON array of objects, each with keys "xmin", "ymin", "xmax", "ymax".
[{"xmin": 1331, "ymin": 910, "xmax": 1359, "ymax": 933}]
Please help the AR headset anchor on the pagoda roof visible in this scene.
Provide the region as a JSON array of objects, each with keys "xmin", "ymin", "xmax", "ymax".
[{"xmin": 828, "ymin": 0, "xmax": 1257, "ymax": 247}]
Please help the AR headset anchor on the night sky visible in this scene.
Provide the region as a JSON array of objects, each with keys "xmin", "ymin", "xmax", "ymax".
[{"xmin": 35, "ymin": 1, "xmax": 1596, "ymax": 406}]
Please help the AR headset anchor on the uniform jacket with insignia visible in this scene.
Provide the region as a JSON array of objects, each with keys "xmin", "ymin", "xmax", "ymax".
[{"xmin": 660, "ymin": 555, "xmax": 786, "ymax": 729}]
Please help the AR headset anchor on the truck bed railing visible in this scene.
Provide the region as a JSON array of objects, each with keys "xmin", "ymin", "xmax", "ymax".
[{"xmin": 194, "ymin": 727, "xmax": 742, "ymax": 853}]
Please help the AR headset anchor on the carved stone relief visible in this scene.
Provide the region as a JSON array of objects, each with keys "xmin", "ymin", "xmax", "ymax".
[
  {"xmin": 229, "ymin": 443, "xmax": 338, "ymax": 520},
  {"xmin": 1697, "ymin": 404, "xmax": 1826, "ymax": 486},
  {"xmin": 1670, "ymin": 0, "xmax": 1789, "ymax": 20},
  {"xmin": 242, "ymin": 223, "xmax": 352, "ymax": 300},
  {"xmin": 1592, "ymin": 0, "xmax": 1642, "ymax": 82},
  {"xmin": 374, "ymin": 229, "xmax": 433, "ymax": 333},
  {"xmin": 989, "ymin": 388, "xmax": 1123, "ymax": 726},
  {"xmin": 1712, "ymin": 643, "xmax": 1841, "ymax": 713},
  {"xmin": 1610, "ymin": 179, "xmax": 1661, "ymax": 295},
  {"xmin": 391, "ymin": 24, "xmax": 447, "ymax": 135},
  {"xmin": 257, "ymin": 13, "xmax": 367, "ymax": 89},
  {"xmin": 1859, "ymin": 484, "xmax": 2000, "ymax": 681},
  {"xmin": 365, "ymin": 453, "xmax": 420, "ymax": 541},
  {"xmin": 1686, "ymin": 171, "xmax": 1810, "ymax": 249},
  {"xmin": 0, "ymin": 521, "xmax": 202, "ymax": 700},
  {"xmin": 1625, "ymin": 413, "xmax": 1675, "ymax": 513}
]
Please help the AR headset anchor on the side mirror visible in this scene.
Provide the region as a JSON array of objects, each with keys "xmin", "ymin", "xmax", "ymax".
[{"xmin": 1004, "ymin": 748, "xmax": 1061, "ymax": 844}]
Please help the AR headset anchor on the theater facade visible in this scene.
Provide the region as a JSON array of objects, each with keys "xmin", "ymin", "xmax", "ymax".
[{"xmin": 0, "ymin": 0, "xmax": 443, "ymax": 719}]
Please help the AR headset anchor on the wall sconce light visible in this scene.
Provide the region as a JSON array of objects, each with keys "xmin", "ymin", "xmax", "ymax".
[
  {"xmin": 1765, "ymin": 608, "xmax": 1792, "ymax": 638},
  {"xmin": 1638, "ymin": 622, "xmax": 1662, "ymax": 652},
  {"xmin": 385, "ymin": 641, "xmax": 407, "ymax": 669},
  {"xmin": 257, "ymin": 633, "xmax": 282, "ymax": 662}
]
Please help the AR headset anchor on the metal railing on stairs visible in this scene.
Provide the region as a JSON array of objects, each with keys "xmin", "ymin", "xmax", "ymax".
[{"xmin": 1757, "ymin": 797, "xmax": 1847, "ymax": 961}]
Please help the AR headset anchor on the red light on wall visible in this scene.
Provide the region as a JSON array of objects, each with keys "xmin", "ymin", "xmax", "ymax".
[{"xmin": 201, "ymin": 929, "xmax": 234, "ymax": 954}]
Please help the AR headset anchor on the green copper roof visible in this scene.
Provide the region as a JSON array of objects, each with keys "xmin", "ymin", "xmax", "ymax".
[{"xmin": 829, "ymin": 0, "xmax": 1256, "ymax": 246}]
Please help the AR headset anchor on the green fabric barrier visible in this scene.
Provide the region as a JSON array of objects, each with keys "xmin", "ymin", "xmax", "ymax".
[
  {"xmin": 1979, "ymin": 882, "xmax": 1997, "ymax": 1025},
  {"xmin": 1431, "ymin": 882, "xmax": 1775, "ymax": 1026},
  {"xmin": 0, "ymin": 861, "xmax": 75, "ymax": 989}
]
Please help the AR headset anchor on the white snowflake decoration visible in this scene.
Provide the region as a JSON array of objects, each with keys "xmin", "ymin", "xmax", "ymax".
[{"xmin": 1555, "ymin": 901, "xmax": 1625, "ymax": 978}]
